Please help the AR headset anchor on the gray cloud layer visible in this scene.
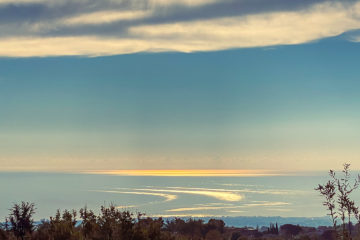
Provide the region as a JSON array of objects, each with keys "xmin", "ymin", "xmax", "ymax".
[{"xmin": 0, "ymin": 0, "xmax": 359, "ymax": 56}]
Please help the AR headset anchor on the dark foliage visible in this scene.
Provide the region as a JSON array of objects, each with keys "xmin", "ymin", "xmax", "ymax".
[
  {"xmin": 8, "ymin": 202, "xmax": 35, "ymax": 240},
  {"xmin": 267, "ymin": 222, "xmax": 278, "ymax": 235},
  {"xmin": 280, "ymin": 224, "xmax": 302, "ymax": 236},
  {"xmin": 315, "ymin": 163, "xmax": 360, "ymax": 239}
]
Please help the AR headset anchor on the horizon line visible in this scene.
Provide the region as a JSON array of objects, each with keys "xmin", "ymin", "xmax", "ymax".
[
  {"xmin": 0, "ymin": 169, "xmax": 344, "ymax": 177},
  {"xmin": 82, "ymin": 169, "xmax": 316, "ymax": 177}
]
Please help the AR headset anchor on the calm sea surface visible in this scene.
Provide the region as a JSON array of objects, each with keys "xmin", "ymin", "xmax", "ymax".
[{"xmin": 0, "ymin": 172, "xmax": 357, "ymax": 220}]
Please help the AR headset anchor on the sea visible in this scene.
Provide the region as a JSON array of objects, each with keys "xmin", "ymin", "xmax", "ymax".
[{"xmin": 1, "ymin": 172, "xmax": 358, "ymax": 226}]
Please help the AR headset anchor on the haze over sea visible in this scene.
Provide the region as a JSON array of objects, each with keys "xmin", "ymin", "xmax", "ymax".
[{"xmin": 1, "ymin": 171, "xmax": 352, "ymax": 221}]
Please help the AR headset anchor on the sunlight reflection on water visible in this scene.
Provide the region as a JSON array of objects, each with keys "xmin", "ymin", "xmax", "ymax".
[{"xmin": 0, "ymin": 172, "xmax": 352, "ymax": 219}]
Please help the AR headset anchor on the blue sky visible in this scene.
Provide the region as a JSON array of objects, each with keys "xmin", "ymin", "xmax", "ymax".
[{"xmin": 0, "ymin": 0, "xmax": 360, "ymax": 171}]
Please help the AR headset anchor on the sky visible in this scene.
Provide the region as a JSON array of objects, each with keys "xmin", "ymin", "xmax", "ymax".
[{"xmin": 0, "ymin": 0, "xmax": 360, "ymax": 172}]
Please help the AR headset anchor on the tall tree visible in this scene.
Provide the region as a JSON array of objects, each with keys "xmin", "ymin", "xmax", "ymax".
[
  {"xmin": 316, "ymin": 163, "xmax": 360, "ymax": 239},
  {"xmin": 8, "ymin": 202, "xmax": 36, "ymax": 240},
  {"xmin": 315, "ymin": 176, "xmax": 337, "ymax": 230}
]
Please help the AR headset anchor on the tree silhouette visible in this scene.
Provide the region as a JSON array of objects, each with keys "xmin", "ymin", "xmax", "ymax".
[
  {"xmin": 2, "ymin": 201, "xmax": 355, "ymax": 239},
  {"xmin": 315, "ymin": 176, "xmax": 337, "ymax": 230},
  {"xmin": 79, "ymin": 206, "xmax": 97, "ymax": 239},
  {"xmin": 49, "ymin": 209, "xmax": 79, "ymax": 240},
  {"xmin": 316, "ymin": 163, "xmax": 360, "ymax": 239},
  {"xmin": 8, "ymin": 202, "xmax": 35, "ymax": 240},
  {"xmin": 267, "ymin": 223, "xmax": 278, "ymax": 234},
  {"xmin": 280, "ymin": 224, "xmax": 302, "ymax": 237}
]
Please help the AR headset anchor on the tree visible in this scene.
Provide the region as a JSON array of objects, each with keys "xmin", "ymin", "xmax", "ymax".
[
  {"xmin": 280, "ymin": 224, "xmax": 302, "ymax": 237},
  {"xmin": 206, "ymin": 219, "xmax": 225, "ymax": 234},
  {"xmin": 8, "ymin": 202, "xmax": 36, "ymax": 240},
  {"xmin": 0, "ymin": 221, "xmax": 8, "ymax": 240},
  {"xmin": 79, "ymin": 206, "xmax": 97, "ymax": 239},
  {"xmin": 316, "ymin": 163, "xmax": 360, "ymax": 239},
  {"xmin": 33, "ymin": 219, "xmax": 51, "ymax": 240},
  {"xmin": 267, "ymin": 223, "xmax": 278, "ymax": 234},
  {"xmin": 315, "ymin": 177, "xmax": 337, "ymax": 230},
  {"xmin": 49, "ymin": 209, "xmax": 78, "ymax": 240},
  {"xmin": 331, "ymin": 164, "xmax": 360, "ymax": 238},
  {"xmin": 96, "ymin": 204, "xmax": 136, "ymax": 240}
]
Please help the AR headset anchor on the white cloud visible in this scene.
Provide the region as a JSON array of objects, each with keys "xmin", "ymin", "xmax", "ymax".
[
  {"xmin": 0, "ymin": 1, "xmax": 360, "ymax": 57},
  {"xmin": 0, "ymin": 0, "xmax": 217, "ymax": 7},
  {"xmin": 130, "ymin": 2, "xmax": 360, "ymax": 49},
  {"xmin": 62, "ymin": 10, "xmax": 150, "ymax": 26},
  {"xmin": 0, "ymin": 37, "xmax": 144, "ymax": 57}
]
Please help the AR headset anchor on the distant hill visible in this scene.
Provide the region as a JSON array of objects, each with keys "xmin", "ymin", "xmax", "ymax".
[{"xmin": 162, "ymin": 216, "xmax": 332, "ymax": 228}]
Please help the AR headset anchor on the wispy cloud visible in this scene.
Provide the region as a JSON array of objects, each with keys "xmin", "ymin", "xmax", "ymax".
[
  {"xmin": 0, "ymin": 0, "xmax": 359, "ymax": 57},
  {"xmin": 95, "ymin": 190, "xmax": 177, "ymax": 202},
  {"xmin": 129, "ymin": 2, "xmax": 360, "ymax": 50},
  {"xmin": 195, "ymin": 202, "xmax": 235, "ymax": 207},
  {"xmin": 227, "ymin": 210, "xmax": 245, "ymax": 213},
  {"xmin": 102, "ymin": 186, "xmax": 298, "ymax": 204},
  {"xmin": 95, "ymin": 186, "xmax": 293, "ymax": 216},
  {"xmin": 242, "ymin": 201, "xmax": 290, "ymax": 207},
  {"xmin": 166, "ymin": 201, "xmax": 290, "ymax": 212},
  {"xmin": 97, "ymin": 186, "xmax": 243, "ymax": 203},
  {"xmin": 62, "ymin": 10, "xmax": 151, "ymax": 26},
  {"xmin": 166, "ymin": 186, "xmax": 305, "ymax": 196},
  {"xmin": 134, "ymin": 187, "xmax": 243, "ymax": 201},
  {"xmin": 167, "ymin": 206, "xmax": 233, "ymax": 212}
]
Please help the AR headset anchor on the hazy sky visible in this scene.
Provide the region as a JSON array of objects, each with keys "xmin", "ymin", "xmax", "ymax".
[{"xmin": 0, "ymin": 0, "xmax": 360, "ymax": 171}]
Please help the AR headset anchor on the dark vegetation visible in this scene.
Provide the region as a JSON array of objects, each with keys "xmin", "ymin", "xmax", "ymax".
[
  {"xmin": 315, "ymin": 163, "xmax": 360, "ymax": 240},
  {"xmin": 1, "ymin": 163, "xmax": 360, "ymax": 239},
  {"xmin": 0, "ymin": 203, "xmax": 340, "ymax": 240}
]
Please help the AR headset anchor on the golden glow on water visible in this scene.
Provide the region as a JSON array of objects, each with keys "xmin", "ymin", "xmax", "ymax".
[{"xmin": 86, "ymin": 169, "xmax": 281, "ymax": 177}]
